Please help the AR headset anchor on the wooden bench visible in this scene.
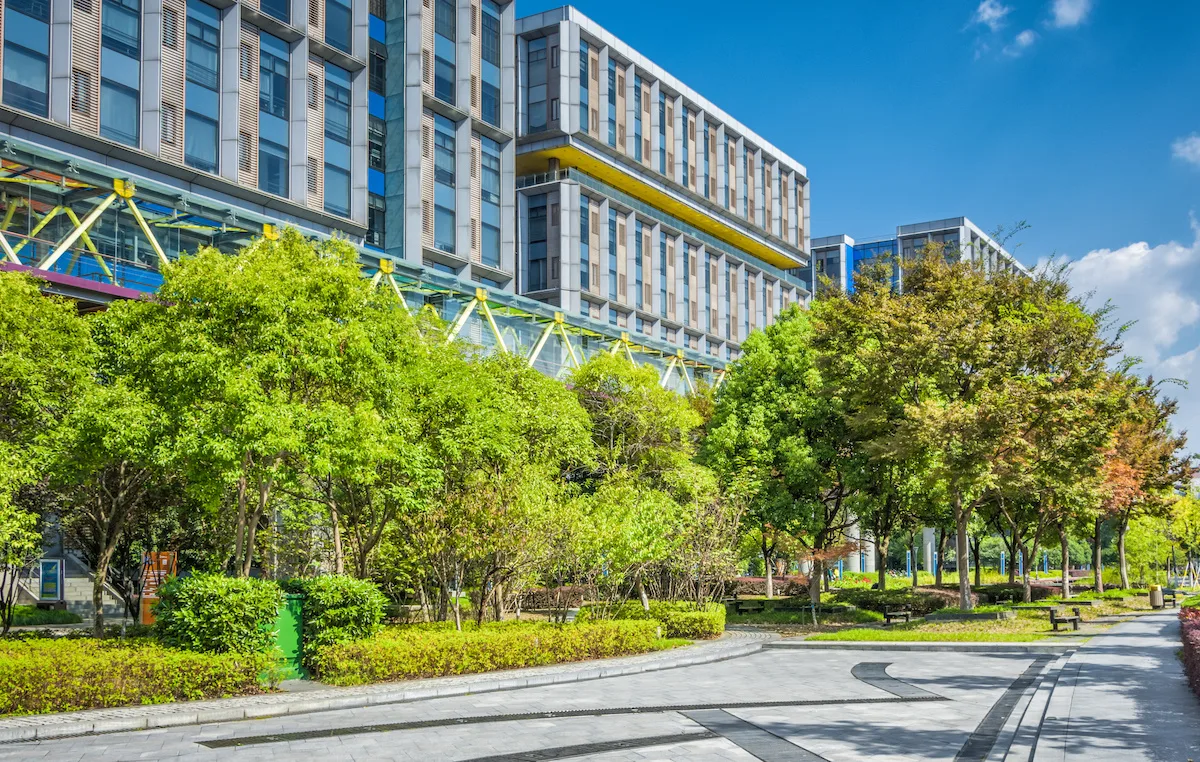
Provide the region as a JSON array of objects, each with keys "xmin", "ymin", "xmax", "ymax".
[
  {"xmin": 883, "ymin": 605, "xmax": 912, "ymax": 626},
  {"xmin": 1050, "ymin": 606, "xmax": 1082, "ymax": 632},
  {"xmin": 734, "ymin": 600, "xmax": 766, "ymax": 615},
  {"xmin": 1163, "ymin": 590, "xmax": 1179, "ymax": 608}
]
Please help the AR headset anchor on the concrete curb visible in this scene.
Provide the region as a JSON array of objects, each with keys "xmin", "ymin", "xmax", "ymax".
[
  {"xmin": 764, "ymin": 640, "xmax": 1082, "ymax": 654},
  {"xmin": 0, "ymin": 630, "xmax": 776, "ymax": 743}
]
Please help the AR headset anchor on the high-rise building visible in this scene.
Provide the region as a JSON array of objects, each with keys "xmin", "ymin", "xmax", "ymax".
[
  {"xmin": 513, "ymin": 8, "xmax": 810, "ymax": 365},
  {"xmin": 811, "ymin": 216, "xmax": 1028, "ymax": 294},
  {"xmin": 0, "ymin": 1, "xmax": 809, "ymax": 389}
]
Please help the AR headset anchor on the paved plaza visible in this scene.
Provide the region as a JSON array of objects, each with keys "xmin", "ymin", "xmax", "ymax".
[{"xmin": 2, "ymin": 612, "xmax": 1196, "ymax": 761}]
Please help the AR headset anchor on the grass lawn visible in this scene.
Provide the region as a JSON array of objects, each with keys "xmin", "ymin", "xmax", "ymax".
[{"xmin": 807, "ymin": 607, "xmax": 1099, "ymax": 642}]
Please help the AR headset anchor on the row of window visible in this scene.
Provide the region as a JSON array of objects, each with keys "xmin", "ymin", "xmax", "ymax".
[
  {"xmin": 425, "ymin": 0, "xmax": 501, "ymax": 127},
  {"xmin": 427, "ymin": 112, "xmax": 502, "ymax": 267},
  {"xmin": 256, "ymin": 0, "xmax": 352, "ymax": 55}
]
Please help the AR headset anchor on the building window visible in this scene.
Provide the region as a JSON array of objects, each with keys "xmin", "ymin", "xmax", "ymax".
[
  {"xmin": 367, "ymin": 194, "xmax": 385, "ymax": 248},
  {"xmin": 606, "ymin": 59, "xmax": 616, "ymax": 147},
  {"xmin": 682, "ymin": 243, "xmax": 691, "ymax": 326},
  {"xmin": 184, "ymin": 0, "xmax": 220, "ymax": 173},
  {"xmin": 480, "ymin": 1, "xmax": 500, "ymax": 65},
  {"xmin": 2, "ymin": 0, "xmax": 51, "ymax": 117},
  {"xmin": 580, "ymin": 200, "xmax": 589, "ymax": 291},
  {"xmin": 527, "ymin": 194, "xmax": 547, "ymax": 291},
  {"xmin": 659, "ymin": 231, "xmax": 667, "ymax": 318},
  {"xmin": 608, "ymin": 209, "xmax": 617, "ymax": 300},
  {"xmin": 634, "ymin": 220, "xmax": 643, "ymax": 309},
  {"xmin": 579, "ymin": 40, "xmax": 588, "ymax": 132},
  {"xmin": 633, "ymin": 76, "xmax": 642, "ymax": 161},
  {"xmin": 261, "ymin": 0, "xmax": 288, "ymax": 23},
  {"xmin": 526, "ymin": 37, "xmax": 546, "ymax": 131},
  {"xmin": 368, "ymin": 116, "xmax": 385, "ymax": 171},
  {"xmin": 100, "ymin": 0, "xmax": 141, "ymax": 146},
  {"xmin": 326, "ymin": 0, "xmax": 351, "ymax": 53},
  {"xmin": 324, "ymin": 63, "xmax": 352, "ymax": 217},
  {"xmin": 658, "ymin": 94, "xmax": 666, "ymax": 174},
  {"xmin": 433, "ymin": 0, "xmax": 455, "ymax": 105},
  {"xmin": 258, "ymin": 32, "xmax": 289, "ymax": 196},
  {"xmin": 432, "ymin": 114, "xmax": 455, "ymax": 254},
  {"xmin": 369, "ymin": 40, "xmax": 386, "ymax": 95},
  {"xmin": 480, "ymin": 136, "xmax": 501, "ymax": 268}
]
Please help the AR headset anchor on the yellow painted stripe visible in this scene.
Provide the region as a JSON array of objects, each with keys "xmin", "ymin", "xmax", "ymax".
[{"xmin": 517, "ymin": 144, "xmax": 804, "ymax": 271}]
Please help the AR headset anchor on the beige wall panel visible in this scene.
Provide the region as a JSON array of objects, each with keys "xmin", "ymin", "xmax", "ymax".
[
  {"xmin": 237, "ymin": 23, "xmax": 260, "ymax": 187},
  {"xmin": 160, "ymin": 0, "xmax": 187, "ymax": 164},
  {"xmin": 305, "ymin": 56, "xmax": 324, "ymax": 211},
  {"xmin": 71, "ymin": 0, "xmax": 103, "ymax": 135},
  {"xmin": 420, "ymin": 109, "xmax": 435, "ymax": 249}
]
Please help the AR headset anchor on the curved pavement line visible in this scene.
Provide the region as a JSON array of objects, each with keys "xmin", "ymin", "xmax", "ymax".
[
  {"xmin": 850, "ymin": 661, "xmax": 943, "ymax": 699},
  {"xmin": 198, "ymin": 694, "xmax": 947, "ymax": 749},
  {"xmin": 954, "ymin": 655, "xmax": 1053, "ymax": 762}
]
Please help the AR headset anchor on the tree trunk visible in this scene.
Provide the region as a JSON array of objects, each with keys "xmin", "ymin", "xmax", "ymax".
[
  {"xmin": 93, "ymin": 547, "xmax": 114, "ymax": 638},
  {"xmin": 876, "ymin": 535, "xmax": 889, "ymax": 592},
  {"xmin": 954, "ymin": 493, "xmax": 972, "ymax": 610},
  {"xmin": 762, "ymin": 536, "xmax": 774, "ymax": 599},
  {"xmin": 1093, "ymin": 516, "xmax": 1104, "ymax": 594},
  {"xmin": 808, "ymin": 559, "xmax": 822, "ymax": 606},
  {"xmin": 329, "ymin": 499, "xmax": 344, "ymax": 575},
  {"xmin": 972, "ymin": 535, "xmax": 982, "ymax": 588},
  {"xmin": 232, "ymin": 473, "xmax": 247, "ymax": 574},
  {"xmin": 935, "ymin": 529, "xmax": 947, "ymax": 587},
  {"xmin": 636, "ymin": 577, "xmax": 650, "ymax": 612},
  {"xmin": 1118, "ymin": 518, "xmax": 1130, "ymax": 590},
  {"xmin": 1060, "ymin": 526, "xmax": 1071, "ymax": 599},
  {"xmin": 1006, "ymin": 526, "xmax": 1018, "ymax": 584},
  {"xmin": 911, "ymin": 533, "xmax": 919, "ymax": 589},
  {"xmin": 1021, "ymin": 545, "xmax": 1032, "ymax": 603}
]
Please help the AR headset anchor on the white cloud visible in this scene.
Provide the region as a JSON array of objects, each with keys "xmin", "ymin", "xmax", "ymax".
[
  {"xmin": 1003, "ymin": 29, "xmax": 1038, "ymax": 56},
  {"xmin": 1173, "ymin": 134, "xmax": 1200, "ymax": 168},
  {"xmin": 1049, "ymin": 0, "xmax": 1093, "ymax": 28},
  {"xmin": 972, "ymin": 0, "xmax": 1012, "ymax": 31},
  {"xmin": 1063, "ymin": 219, "xmax": 1200, "ymax": 440}
]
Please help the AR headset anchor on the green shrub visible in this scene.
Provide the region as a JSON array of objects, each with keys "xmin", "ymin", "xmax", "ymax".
[
  {"xmin": 291, "ymin": 575, "xmax": 387, "ymax": 651},
  {"xmin": 10, "ymin": 606, "xmax": 82, "ymax": 626},
  {"xmin": 310, "ymin": 620, "xmax": 662, "ymax": 686},
  {"xmin": 155, "ymin": 573, "xmax": 283, "ymax": 655},
  {"xmin": 831, "ymin": 588, "xmax": 954, "ymax": 616},
  {"xmin": 663, "ymin": 610, "xmax": 723, "ymax": 639},
  {"xmin": 0, "ymin": 638, "xmax": 273, "ymax": 715},
  {"xmin": 576, "ymin": 600, "xmax": 726, "ymax": 637}
]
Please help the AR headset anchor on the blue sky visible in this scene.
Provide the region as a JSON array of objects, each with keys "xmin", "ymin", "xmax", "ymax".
[{"xmin": 520, "ymin": 0, "xmax": 1200, "ymax": 441}]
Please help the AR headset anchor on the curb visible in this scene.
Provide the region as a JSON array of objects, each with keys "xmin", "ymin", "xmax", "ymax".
[
  {"xmin": 764, "ymin": 640, "xmax": 1082, "ymax": 654},
  {"xmin": 0, "ymin": 630, "xmax": 775, "ymax": 743}
]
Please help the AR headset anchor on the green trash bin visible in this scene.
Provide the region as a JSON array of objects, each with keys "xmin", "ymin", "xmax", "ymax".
[{"xmin": 274, "ymin": 593, "xmax": 307, "ymax": 680}]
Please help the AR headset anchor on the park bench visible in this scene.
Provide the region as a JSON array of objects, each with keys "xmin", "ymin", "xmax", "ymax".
[
  {"xmin": 1049, "ymin": 606, "xmax": 1082, "ymax": 632},
  {"xmin": 883, "ymin": 604, "xmax": 912, "ymax": 626},
  {"xmin": 1163, "ymin": 590, "xmax": 1178, "ymax": 608},
  {"xmin": 734, "ymin": 600, "xmax": 766, "ymax": 615}
]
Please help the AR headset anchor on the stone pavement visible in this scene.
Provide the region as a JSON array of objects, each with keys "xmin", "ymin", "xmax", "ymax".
[
  {"xmin": 1, "ymin": 616, "xmax": 1195, "ymax": 761},
  {"xmin": 999, "ymin": 609, "xmax": 1200, "ymax": 761}
]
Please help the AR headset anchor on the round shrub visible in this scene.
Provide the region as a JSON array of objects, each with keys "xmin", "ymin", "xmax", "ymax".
[
  {"xmin": 576, "ymin": 600, "xmax": 726, "ymax": 639},
  {"xmin": 154, "ymin": 573, "xmax": 283, "ymax": 655},
  {"xmin": 292, "ymin": 575, "xmax": 387, "ymax": 651}
]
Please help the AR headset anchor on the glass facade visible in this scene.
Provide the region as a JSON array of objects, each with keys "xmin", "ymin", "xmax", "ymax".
[
  {"xmin": 260, "ymin": 0, "xmax": 288, "ymax": 23},
  {"xmin": 682, "ymin": 243, "xmax": 690, "ymax": 325},
  {"xmin": 326, "ymin": 0, "xmax": 352, "ymax": 53},
  {"xmin": 101, "ymin": 0, "xmax": 141, "ymax": 147},
  {"xmin": 258, "ymin": 31, "xmax": 289, "ymax": 197},
  {"xmin": 432, "ymin": 113, "xmax": 455, "ymax": 254},
  {"xmin": 480, "ymin": 136, "xmax": 501, "ymax": 268},
  {"xmin": 607, "ymin": 208, "xmax": 616, "ymax": 299},
  {"xmin": 324, "ymin": 63, "xmax": 352, "ymax": 218},
  {"xmin": 184, "ymin": 0, "xmax": 220, "ymax": 173},
  {"xmin": 634, "ymin": 220, "xmax": 643, "ymax": 308},
  {"xmin": 527, "ymin": 194, "xmax": 546, "ymax": 290},
  {"xmin": 480, "ymin": 0, "xmax": 501, "ymax": 127},
  {"xmin": 658, "ymin": 94, "xmax": 666, "ymax": 174},
  {"xmin": 633, "ymin": 76, "xmax": 642, "ymax": 162},
  {"xmin": 606, "ymin": 59, "xmax": 616, "ymax": 147},
  {"xmin": 526, "ymin": 37, "xmax": 546, "ymax": 130},
  {"xmin": 579, "ymin": 200, "xmax": 589, "ymax": 291},
  {"xmin": 578, "ymin": 40, "xmax": 588, "ymax": 131},
  {"xmin": 433, "ymin": 0, "xmax": 455, "ymax": 104},
  {"xmin": 659, "ymin": 230, "xmax": 667, "ymax": 318},
  {"xmin": 2, "ymin": 0, "xmax": 50, "ymax": 117}
]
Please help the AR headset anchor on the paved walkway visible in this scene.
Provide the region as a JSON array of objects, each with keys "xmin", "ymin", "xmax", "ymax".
[{"xmin": 1007, "ymin": 610, "xmax": 1200, "ymax": 761}]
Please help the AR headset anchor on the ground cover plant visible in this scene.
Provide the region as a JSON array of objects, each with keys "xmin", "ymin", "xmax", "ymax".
[
  {"xmin": 308, "ymin": 620, "xmax": 680, "ymax": 686},
  {"xmin": 10, "ymin": 606, "xmax": 82, "ymax": 626},
  {"xmin": 1182, "ymin": 600, "xmax": 1200, "ymax": 699}
]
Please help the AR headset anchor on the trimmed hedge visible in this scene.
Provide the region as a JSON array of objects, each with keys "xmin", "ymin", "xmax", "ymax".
[
  {"xmin": 309, "ymin": 620, "xmax": 662, "ymax": 686},
  {"xmin": 576, "ymin": 600, "xmax": 725, "ymax": 639},
  {"xmin": 11, "ymin": 606, "xmax": 83, "ymax": 626},
  {"xmin": 289, "ymin": 575, "xmax": 387, "ymax": 654},
  {"xmin": 1181, "ymin": 603, "xmax": 1200, "ymax": 700},
  {"xmin": 155, "ymin": 573, "xmax": 283, "ymax": 655},
  {"xmin": 0, "ymin": 637, "xmax": 273, "ymax": 715},
  {"xmin": 831, "ymin": 588, "xmax": 961, "ymax": 616}
]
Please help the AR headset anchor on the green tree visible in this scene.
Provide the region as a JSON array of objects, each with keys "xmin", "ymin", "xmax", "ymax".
[{"xmin": 0, "ymin": 502, "xmax": 40, "ymax": 634}]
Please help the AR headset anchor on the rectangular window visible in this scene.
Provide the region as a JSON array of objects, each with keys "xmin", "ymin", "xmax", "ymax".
[
  {"xmin": 527, "ymin": 194, "xmax": 547, "ymax": 291},
  {"xmin": 368, "ymin": 116, "xmax": 385, "ymax": 171},
  {"xmin": 324, "ymin": 63, "xmax": 352, "ymax": 217},
  {"xmin": 659, "ymin": 231, "xmax": 667, "ymax": 318},
  {"xmin": 480, "ymin": 2, "xmax": 500, "ymax": 65},
  {"xmin": 258, "ymin": 32, "xmax": 289, "ymax": 196},
  {"xmin": 100, "ymin": 0, "xmax": 141, "ymax": 146},
  {"xmin": 434, "ymin": 0, "xmax": 454, "ymax": 38},
  {"xmin": 658, "ymin": 95, "xmax": 666, "ymax": 174},
  {"xmin": 633, "ymin": 76, "xmax": 642, "ymax": 162},
  {"xmin": 3, "ymin": 0, "xmax": 51, "ymax": 117},
  {"xmin": 526, "ymin": 37, "xmax": 547, "ymax": 131},
  {"xmin": 579, "ymin": 40, "xmax": 589, "ymax": 132},
  {"xmin": 580, "ymin": 200, "xmax": 589, "ymax": 291},
  {"xmin": 260, "ymin": 0, "xmax": 288, "ymax": 23},
  {"xmin": 367, "ymin": 193, "xmax": 385, "ymax": 249},
  {"xmin": 259, "ymin": 137, "xmax": 288, "ymax": 196},
  {"xmin": 480, "ymin": 136, "xmax": 501, "ymax": 268},
  {"xmin": 184, "ymin": 0, "xmax": 220, "ymax": 173},
  {"xmin": 608, "ymin": 209, "xmax": 617, "ymax": 300},
  {"xmin": 634, "ymin": 220, "xmax": 643, "ymax": 309},
  {"xmin": 369, "ymin": 40, "xmax": 386, "ymax": 95},
  {"xmin": 432, "ymin": 113, "xmax": 455, "ymax": 254},
  {"xmin": 606, "ymin": 60, "xmax": 616, "ymax": 147},
  {"xmin": 325, "ymin": 0, "xmax": 351, "ymax": 53}
]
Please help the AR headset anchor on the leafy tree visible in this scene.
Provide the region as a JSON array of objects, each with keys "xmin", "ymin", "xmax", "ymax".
[{"xmin": 0, "ymin": 502, "xmax": 40, "ymax": 634}]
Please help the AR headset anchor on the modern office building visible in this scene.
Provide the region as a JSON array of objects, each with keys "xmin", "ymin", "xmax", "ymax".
[
  {"xmin": 513, "ymin": 8, "xmax": 810, "ymax": 364},
  {"xmin": 811, "ymin": 216, "xmax": 1028, "ymax": 294},
  {"xmin": 0, "ymin": 0, "xmax": 811, "ymax": 391}
]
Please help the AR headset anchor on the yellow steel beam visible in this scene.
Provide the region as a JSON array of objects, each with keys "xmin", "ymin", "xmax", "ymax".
[
  {"xmin": 38, "ymin": 193, "xmax": 118, "ymax": 271},
  {"xmin": 385, "ymin": 273, "xmax": 412, "ymax": 315},
  {"xmin": 556, "ymin": 322, "xmax": 581, "ymax": 369},
  {"xmin": 661, "ymin": 355, "xmax": 678, "ymax": 388},
  {"xmin": 62, "ymin": 208, "xmax": 100, "ymax": 254},
  {"xmin": 0, "ymin": 198, "xmax": 22, "ymax": 231},
  {"xmin": 478, "ymin": 302, "xmax": 508, "ymax": 353},
  {"xmin": 124, "ymin": 198, "xmax": 170, "ymax": 269},
  {"xmin": 0, "ymin": 232, "xmax": 17, "ymax": 264},
  {"xmin": 679, "ymin": 360, "xmax": 696, "ymax": 395},
  {"xmin": 445, "ymin": 297, "xmax": 480, "ymax": 344},
  {"xmin": 527, "ymin": 321, "xmax": 556, "ymax": 367},
  {"xmin": 11, "ymin": 206, "xmax": 63, "ymax": 255}
]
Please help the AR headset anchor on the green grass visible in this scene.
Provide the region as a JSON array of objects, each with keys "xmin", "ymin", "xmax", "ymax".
[
  {"xmin": 10, "ymin": 606, "xmax": 83, "ymax": 626},
  {"xmin": 807, "ymin": 628, "xmax": 1050, "ymax": 642},
  {"xmin": 931, "ymin": 604, "xmax": 1012, "ymax": 614},
  {"xmin": 728, "ymin": 609, "xmax": 883, "ymax": 626}
]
